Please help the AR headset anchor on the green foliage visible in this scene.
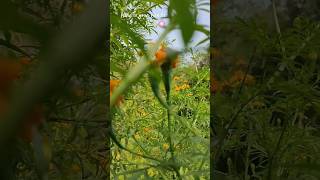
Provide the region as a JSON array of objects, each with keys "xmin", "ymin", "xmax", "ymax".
[
  {"xmin": 110, "ymin": 0, "xmax": 209, "ymax": 179},
  {"xmin": 213, "ymin": 9, "xmax": 320, "ymax": 180},
  {"xmin": 0, "ymin": 0, "xmax": 108, "ymax": 179},
  {"xmin": 111, "ymin": 66, "xmax": 210, "ymax": 179}
]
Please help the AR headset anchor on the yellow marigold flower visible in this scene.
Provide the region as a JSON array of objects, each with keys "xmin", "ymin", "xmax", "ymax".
[
  {"xmin": 175, "ymin": 85, "xmax": 181, "ymax": 91},
  {"xmin": 147, "ymin": 168, "xmax": 158, "ymax": 177},
  {"xmin": 173, "ymin": 76, "xmax": 180, "ymax": 81},
  {"xmin": 115, "ymin": 151, "xmax": 121, "ymax": 161},
  {"xmin": 181, "ymin": 84, "xmax": 190, "ymax": 90},
  {"xmin": 143, "ymin": 127, "xmax": 152, "ymax": 133},
  {"xmin": 138, "ymin": 109, "xmax": 147, "ymax": 116},
  {"xmin": 163, "ymin": 143, "xmax": 170, "ymax": 151},
  {"xmin": 134, "ymin": 133, "xmax": 140, "ymax": 139}
]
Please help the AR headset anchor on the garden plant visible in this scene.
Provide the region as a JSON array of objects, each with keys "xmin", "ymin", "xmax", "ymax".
[
  {"xmin": 110, "ymin": 0, "xmax": 210, "ymax": 179},
  {"xmin": 212, "ymin": 0, "xmax": 320, "ymax": 179}
]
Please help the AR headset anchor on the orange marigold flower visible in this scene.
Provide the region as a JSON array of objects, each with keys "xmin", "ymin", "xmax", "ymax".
[
  {"xmin": 110, "ymin": 79, "xmax": 120, "ymax": 92},
  {"xmin": 155, "ymin": 48, "xmax": 167, "ymax": 65},
  {"xmin": 154, "ymin": 46, "xmax": 178, "ymax": 68},
  {"xmin": 110, "ymin": 79, "xmax": 123, "ymax": 105}
]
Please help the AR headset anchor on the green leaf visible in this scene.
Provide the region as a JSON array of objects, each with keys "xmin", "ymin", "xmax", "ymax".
[
  {"xmin": 111, "ymin": 14, "xmax": 147, "ymax": 58},
  {"xmin": 169, "ymin": 0, "xmax": 196, "ymax": 46},
  {"xmin": 148, "ymin": 68, "xmax": 169, "ymax": 109}
]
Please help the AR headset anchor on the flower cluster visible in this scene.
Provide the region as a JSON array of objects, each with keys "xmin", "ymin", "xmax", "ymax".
[
  {"xmin": 175, "ymin": 83, "xmax": 190, "ymax": 91},
  {"xmin": 173, "ymin": 75, "xmax": 191, "ymax": 92}
]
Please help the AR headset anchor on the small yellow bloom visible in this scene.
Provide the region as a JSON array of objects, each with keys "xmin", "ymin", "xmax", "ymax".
[
  {"xmin": 147, "ymin": 168, "xmax": 158, "ymax": 177},
  {"xmin": 143, "ymin": 127, "xmax": 152, "ymax": 133},
  {"xmin": 186, "ymin": 93, "xmax": 193, "ymax": 96},
  {"xmin": 163, "ymin": 143, "xmax": 170, "ymax": 151},
  {"xmin": 181, "ymin": 84, "xmax": 190, "ymax": 90},
  {"xmin": 115, "ymin": 151, "xmax": 121, "ymax": 160},
  {"xmin": 173, "ymin": 76, "xmax": 180, "ymax": 81},
  {"xmin": 134, "ymin": 133, "xmax": 140, "ymax": 139}
]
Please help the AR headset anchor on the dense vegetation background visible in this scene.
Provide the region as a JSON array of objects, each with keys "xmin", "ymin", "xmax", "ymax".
[
  {"xmin": 0, "ymin": 0, "xmax": 209, "ymax": 179},
  {"xmin": 0, "ymin": 0, "xmax": 107, "ymax": 179},
  {"xmin": 212, "ymin": 0, "xmax": 320, "ymax": 179}
]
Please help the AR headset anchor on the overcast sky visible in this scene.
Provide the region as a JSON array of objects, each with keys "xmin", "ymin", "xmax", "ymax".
[{"xmin": 145, "ymin": 0, "xmax": 210, "ymax": 52}]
